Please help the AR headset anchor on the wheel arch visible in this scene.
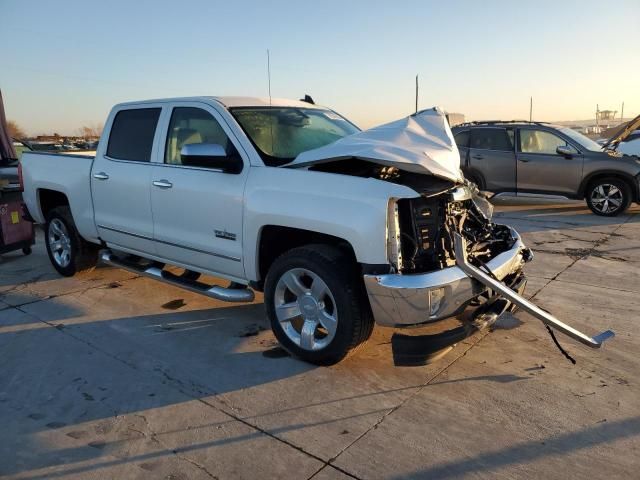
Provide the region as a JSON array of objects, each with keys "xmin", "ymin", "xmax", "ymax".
[
  {"xmin": 38, "ymin": 189, "xmax": 70, "ymax": 220},
  {"xmin": 253, "ymin": 225, "xmax": 358, "ymax": 290},
  {"xmin": 579, "ymin": 171, "xmax": 638, "ymax": 201}
]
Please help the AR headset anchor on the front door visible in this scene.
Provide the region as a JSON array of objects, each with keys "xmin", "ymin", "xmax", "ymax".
[
  {"xmin": 150, "ymin": 103, "xmax": 248, "ymax": 279},
  {"xmin": 92, "ymin": 106, "xmax": 162, "ymax": 254},
  {"xmin": 468, "ymin": 127, "xmax": 516, "ymax": 192},
  {"xmin": 516, "ymin": 128, "xmax": 583, "ymax": 195}
]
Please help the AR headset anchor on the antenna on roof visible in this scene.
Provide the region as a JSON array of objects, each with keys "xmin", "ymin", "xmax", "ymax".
[
  {"xmin": 266, "ymin": 49, "xmax": 272, "ymax": 106},
  {"xmin": 415, "ymin": 75, "xmax": 419, "ymax": 114},
  {"xmin": 529, "ymin": 96, "xmax": 533, "ymax": 122}
]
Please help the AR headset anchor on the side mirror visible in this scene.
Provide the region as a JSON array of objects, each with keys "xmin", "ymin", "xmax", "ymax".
[
  {"xmin": 556, "ymin": 145, "xmax": 574, "ymax": 158},
  {"xmin": 180, "ymin": 143, "xmax": 242, "ymax": 173}
]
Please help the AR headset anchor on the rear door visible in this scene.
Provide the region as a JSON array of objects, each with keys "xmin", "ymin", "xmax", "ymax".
[
  {"xmin": 516, "ymin": 128, "xmax": 583, "ymax": 194},
  {"xmin": 150, "ymin": 102, "xmax": 249, "ymax": 279},
  {"xmin": 91, "ymin": 105, "xmax": 163, "ymax": 254},
  {"xmin": 468, "ymin": 127, "xmax": 516, "ymax": 192}
]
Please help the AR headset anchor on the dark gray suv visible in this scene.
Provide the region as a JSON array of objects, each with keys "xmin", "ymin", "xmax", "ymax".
[{"xmin": 452, "ymin": 121, "xmax": 640, "ymax": 216}]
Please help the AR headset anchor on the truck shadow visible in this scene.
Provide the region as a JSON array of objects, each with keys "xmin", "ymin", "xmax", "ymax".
[{"xmin": 0, "ymin": 297, "xmax": 541, "ymax": 478}]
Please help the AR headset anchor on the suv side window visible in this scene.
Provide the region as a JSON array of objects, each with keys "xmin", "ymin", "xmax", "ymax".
[
  {"xmin": 470, "ymin": 128, "xmax": 513, "ymax": 151},
  {"xmin": 165, "ymin": 107, "xmax": 240, "ymax": 168},
  {"xmin": 454, "ymin": 130, "xmax": 469, "ymax": 148},
  {"xmin": 107, "ymin": 108, "xmax": 161, "ymax": 162},
  {"xmin": 519, "ymin": 129, "xmax": 576, "ymax": 155}
]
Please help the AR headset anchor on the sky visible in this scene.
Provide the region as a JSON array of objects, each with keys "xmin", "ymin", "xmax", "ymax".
[{"xmin": 1, "ymin": 0, "xmax": 639, "ymax": 135}]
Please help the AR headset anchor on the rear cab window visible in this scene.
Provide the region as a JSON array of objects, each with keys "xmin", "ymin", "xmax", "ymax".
[
  {"xmin": 106, "ymin": 108, "xmax": 161, "ymax": 161},
  {"xmin": 470, "ymin": 128, "xmax": 514, "ymax": 152}
]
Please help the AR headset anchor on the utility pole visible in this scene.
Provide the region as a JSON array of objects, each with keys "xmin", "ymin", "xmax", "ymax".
[
  {"xmin": 529, "ymin": 96, "xmax": 533, "ymax": 122},
  {"xmin": 415, "ymin": 75, "xmax": 419, "ymax": 114}
]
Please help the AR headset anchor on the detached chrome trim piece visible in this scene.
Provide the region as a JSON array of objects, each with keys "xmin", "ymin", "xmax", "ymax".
[
  {"xmin": 454, "ymin": 233, "xmax": 614, "ymax": 348},
  {"xmin": 97, "ymin": 224, "xmax": 242, "ymax": 262},
  {"xmin": 364, "ymin": 226, "xmax": 527, "ymax": 327},
  {"xmin": 100, "ymin": 250, "xmax": 254, "ymax": 302}
]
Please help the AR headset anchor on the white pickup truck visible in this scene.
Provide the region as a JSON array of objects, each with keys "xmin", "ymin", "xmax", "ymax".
[{"xmin": 20, "ymin": 96, "xmax": 613, "ymax": 365}]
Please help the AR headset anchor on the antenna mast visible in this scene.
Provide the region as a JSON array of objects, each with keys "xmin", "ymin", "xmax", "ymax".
[
  {"xmin": 529, "ymin": 96, "xmax": 533, "ymax": 122},
  {"xmin": 267, "ymin": 49, "xmax": 272, "ymax": 105}
]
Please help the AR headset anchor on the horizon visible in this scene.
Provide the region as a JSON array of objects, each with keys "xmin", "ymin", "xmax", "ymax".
[{"xmin": 1, "ymin": 0, "xmax": 639, "ymax": 135}]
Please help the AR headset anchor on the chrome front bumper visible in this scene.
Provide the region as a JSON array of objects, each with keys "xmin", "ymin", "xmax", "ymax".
[{"xmin": 363, "ymin": 226, "xmax": 528, "ymax": 327}]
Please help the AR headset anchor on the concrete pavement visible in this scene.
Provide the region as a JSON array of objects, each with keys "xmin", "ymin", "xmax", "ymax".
[{"xmin": 1, "ymin": 200, "xmax": 638, "ymax": 479}]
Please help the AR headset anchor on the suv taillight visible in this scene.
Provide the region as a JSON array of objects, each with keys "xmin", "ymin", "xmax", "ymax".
[{"xmin": 17, "ymin": 162, "xmax": 24, "ymax": 192}]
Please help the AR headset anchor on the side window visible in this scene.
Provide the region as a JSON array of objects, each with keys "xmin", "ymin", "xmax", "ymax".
[
  {"xmin": 470, "ymin": 128, "xmax": 513, "ymax": 152},
  {"xmin": 519, "ymin": 129, "xmax": 575, "ymax": 155},
  {"xmin": 454, "ymin": 130, "xmax": 469, "ymax": 148},
  {"xmin": 165, "ymin": 107, "xmax": 239, "ymax": 168},
  {"xmin": 107, "ymin": 108, "xmax": 161, "ymax": 161}
]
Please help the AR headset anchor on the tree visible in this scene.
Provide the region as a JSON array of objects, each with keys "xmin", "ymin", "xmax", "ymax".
[
  {"xmin": 78, "ymin": 123, "xmax": 103, "ymax": 139},
  {"xmin": 7, "ymin": 120, "xmax": 26, "ymax": 140}
]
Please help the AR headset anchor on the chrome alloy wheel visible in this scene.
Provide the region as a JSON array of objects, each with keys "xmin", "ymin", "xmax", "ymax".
[
  {"xmin": 274, "ymin": 268, "xmax": 338, "ymax": 351},
  {"xmin": 590, "ymin": 184, "xmax": 624, "ymax": 214},
  {"xmin": 48, "ymin": 218, "xmax": 72, "ymax": 268}
]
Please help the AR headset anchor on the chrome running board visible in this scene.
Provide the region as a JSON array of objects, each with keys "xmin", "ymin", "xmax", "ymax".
[
  {"xmin": 99, "ymin": 250, "xmax": 254, "ymax": 303},
  {"xmin": 454, "ymin": 234, "xmax": 614, "ymax": 348}
]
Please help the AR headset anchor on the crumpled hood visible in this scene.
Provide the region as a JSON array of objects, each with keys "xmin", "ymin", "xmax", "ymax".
[{"xmin": 287, "ymin": 107, "xmax": 464, "ymax": 183}]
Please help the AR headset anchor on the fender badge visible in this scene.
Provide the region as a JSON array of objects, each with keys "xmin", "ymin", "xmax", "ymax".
[{"xmin": 215, "ymin": 230, "xmax": 236, "ymax": 241}]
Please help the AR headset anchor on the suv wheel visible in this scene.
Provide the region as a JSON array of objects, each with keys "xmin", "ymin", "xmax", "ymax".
[
  {"xmin": 45, "ymin": 206, "xmax": 98, "ymax": 276},
  {"xmin": 586, "ymin": 178, "xmax": 631, "ymax": 217},
  {"xmin": 264, "ymin": 244, "xmax": 374, "ymax": 365}
]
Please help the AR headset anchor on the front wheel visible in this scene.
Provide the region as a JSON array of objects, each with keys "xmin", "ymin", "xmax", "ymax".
[
  {"xmin": 45, "ymin": 206, "xmax": 98, "ymax": 277},
  {"xmin": 585, "ymin": 178, "xmax": 631, "ymax": 216},
  {"xmin": 264, "ymin": 244, "xmax": 374, "ymax": 365}
]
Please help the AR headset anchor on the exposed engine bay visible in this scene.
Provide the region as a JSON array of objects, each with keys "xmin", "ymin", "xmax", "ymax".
[{"xmin": 309, "ymin": 158, "xmax": 515, "ymax": 274}]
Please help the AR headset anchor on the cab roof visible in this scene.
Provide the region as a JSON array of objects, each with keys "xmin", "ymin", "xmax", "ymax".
[{"xmin": 114, "ymin": 96, "xmax": 326, "ymax": 110}]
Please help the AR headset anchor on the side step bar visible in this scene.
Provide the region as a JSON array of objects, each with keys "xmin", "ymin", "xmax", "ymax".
[
  {"xmin": 454, "ymin": 234, "xmax": 614, "ymax": 348},
  {"xmin": 99, "ymin": 250, "xmax": 255, "ymax": 303}
]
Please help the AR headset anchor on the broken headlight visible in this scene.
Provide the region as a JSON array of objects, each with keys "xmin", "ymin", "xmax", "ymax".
[{"xmin": 386, "ymin": 199, "xmax": 403, "ymax": 271}]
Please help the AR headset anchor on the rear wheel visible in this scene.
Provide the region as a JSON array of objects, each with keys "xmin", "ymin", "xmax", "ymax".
[
  {"xmin": 264, "ymin": 244, "xmax": 374, "ymax": 365},
  {"xmin": 585, "ymin": 178, "xmax": 631, "ymax": 216},
  {"xmin": 45, "ymin": 206, "xmax": 98, "ymax": 276}
]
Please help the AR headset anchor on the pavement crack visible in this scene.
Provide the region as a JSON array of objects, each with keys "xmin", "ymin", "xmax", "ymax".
[
  {"xmin": 324, "ymin": 331, "xmax": 490, "ymax": 470},
  {"xmin": 133, "ymin": 413, "xmax": 219, "ymax": 479}
]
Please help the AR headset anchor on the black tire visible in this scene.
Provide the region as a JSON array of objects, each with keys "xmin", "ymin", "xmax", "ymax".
[
  {"xmin": 45, "ymin": 206, "xmax": 98, "ymax": 277},
  {"xmin": 585, "ymin": 177, "xmax": 631, "ymax": 217},
  {"xmin": 264, "ymin": 244, "xmax": 374, "ymax": 365}
]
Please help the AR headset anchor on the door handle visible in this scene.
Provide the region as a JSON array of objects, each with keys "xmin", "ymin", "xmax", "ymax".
[
  {"xmin": 153, "ymin": 180, "xmax": 173, "ymax": 189},
  {"xmin": 472, "ymin": 155, "xmax": 484, "ymax": 160},
  {"xmin": 93, "ymin": 172, "xmax": 109, "ymax": 180},
  {"xmin": 518, "ymin": 158, "xmax": 530, "ymax": 163}
]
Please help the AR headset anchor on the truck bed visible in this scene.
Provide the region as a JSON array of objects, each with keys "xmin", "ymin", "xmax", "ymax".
[{"xmin": 21, "ymin": 151, "xmax": 99, "ymax": 242}]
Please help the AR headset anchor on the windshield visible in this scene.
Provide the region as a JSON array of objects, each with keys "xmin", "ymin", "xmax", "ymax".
[
  {"xmin": 230, "ymin": 107, "xmax": 359, "ymax": 166},
  {"xmin": 558, "ymin": 127, "xmax": 603, "ymax": 152}
]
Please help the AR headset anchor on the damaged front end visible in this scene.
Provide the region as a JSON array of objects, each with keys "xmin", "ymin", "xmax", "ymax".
[{"xmin": 363, "ymin": 181, "xmax": 614, "ymax": 366}]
